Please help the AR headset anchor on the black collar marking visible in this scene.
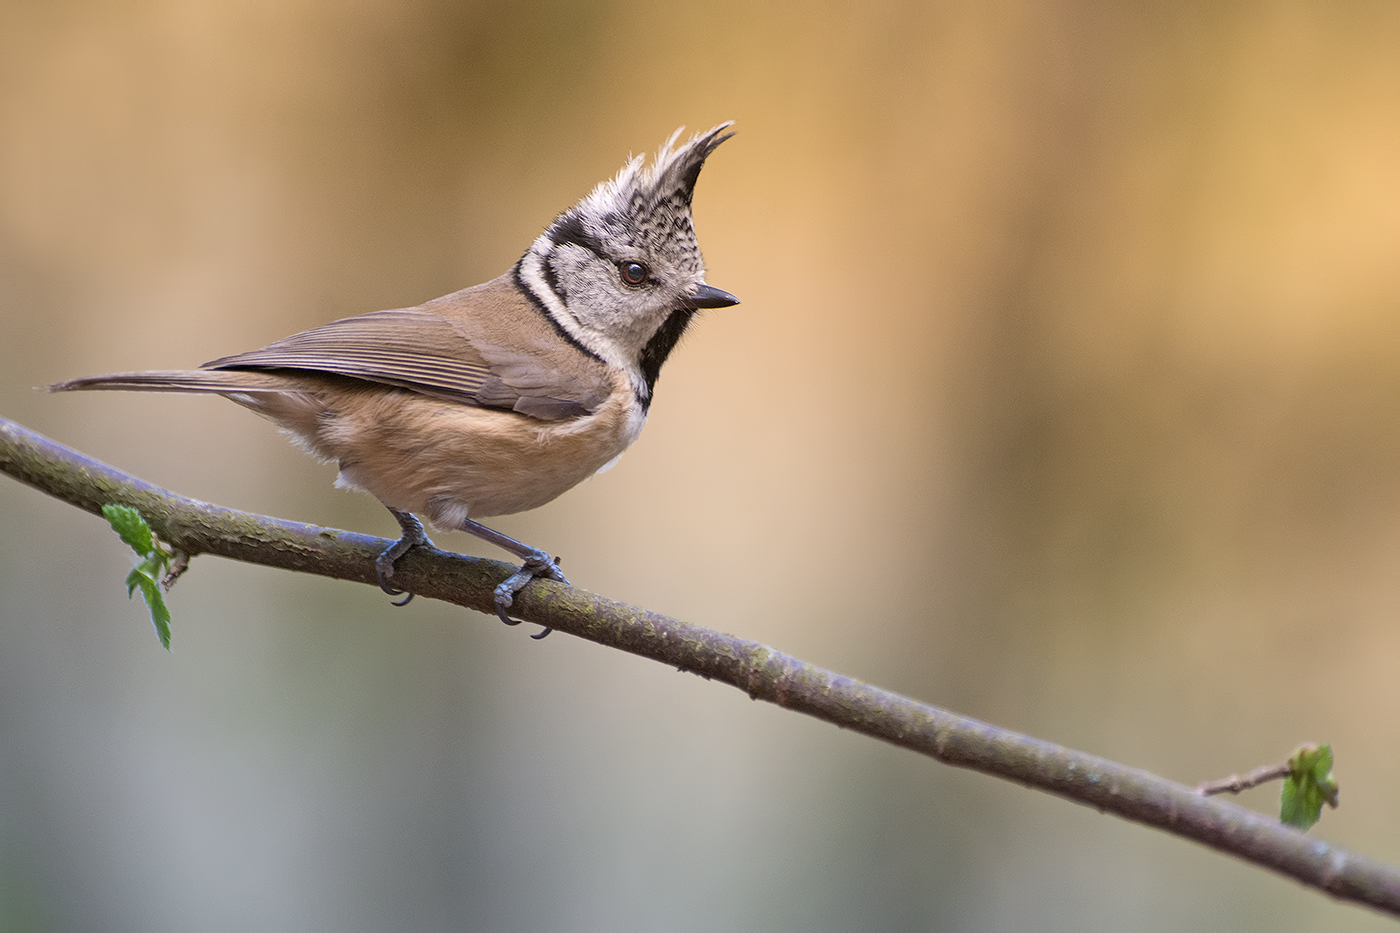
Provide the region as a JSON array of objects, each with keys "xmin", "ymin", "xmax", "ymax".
[
  {"xmin": 637, "ymin": 307, "xmax": 695, "ymax": 410},
  {"xmin": 511, "ymin": 260, "xmax": 606, "ymax": 366}
]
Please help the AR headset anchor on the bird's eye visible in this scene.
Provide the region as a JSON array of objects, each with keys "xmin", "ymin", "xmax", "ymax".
[{"xmin": 619, "ymin": 261, "xmax": 648, "ymax": 286}]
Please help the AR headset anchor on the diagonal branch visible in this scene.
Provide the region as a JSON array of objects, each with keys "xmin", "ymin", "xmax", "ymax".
[{"xmin": 3, "ymin": 413, "xmax": 1399, "ymax": 917}]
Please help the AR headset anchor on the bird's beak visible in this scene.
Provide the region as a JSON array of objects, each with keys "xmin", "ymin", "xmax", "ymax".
[{"xmin": 684, "ymin": 284, "xmax": 740, "ymax": 309}]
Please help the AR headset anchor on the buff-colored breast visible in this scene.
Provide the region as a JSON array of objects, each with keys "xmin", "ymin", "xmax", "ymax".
[{"xmin": 245, "ymin": 370, "xmax": 644, "ymax": 528}]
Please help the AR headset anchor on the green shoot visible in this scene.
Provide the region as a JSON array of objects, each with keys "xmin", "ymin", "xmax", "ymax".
[
  {"xmin": 1280, "ymin": 744, "xmax": 1339, "ymax": 831},
  {"xmin": 101, "ymin": 504, "xmax": 175, "ymax": 650}
]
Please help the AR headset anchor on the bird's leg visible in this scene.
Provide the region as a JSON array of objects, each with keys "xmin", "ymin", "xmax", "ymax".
[
  {"xmin": 460, "ymin": 519, "xmax": 567, "ymax": 639},
  {"xmin": 376, "ymin": 508, "xmax": 434, "ymax": 606}
]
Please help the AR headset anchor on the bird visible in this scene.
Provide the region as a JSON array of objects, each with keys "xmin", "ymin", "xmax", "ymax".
[{"xmin": 51, "ymin": 123, "xmax": 739, "ymax": 638}]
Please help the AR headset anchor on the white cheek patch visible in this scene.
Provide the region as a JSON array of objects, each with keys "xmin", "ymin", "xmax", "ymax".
[{"xmin": 518, "ymin": 243, "xmax": 649, "ymax": 402}]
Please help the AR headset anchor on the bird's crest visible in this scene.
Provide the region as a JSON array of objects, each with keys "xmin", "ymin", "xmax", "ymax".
[{"xmin": 549, "ymin": 123, "xmax": 734, "ymax": 269}]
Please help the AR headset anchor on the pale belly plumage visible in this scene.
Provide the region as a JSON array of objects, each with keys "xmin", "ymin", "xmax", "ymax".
[{"xmin": 235, "ymin": 374, "xmax": 645, "ymax": 528}]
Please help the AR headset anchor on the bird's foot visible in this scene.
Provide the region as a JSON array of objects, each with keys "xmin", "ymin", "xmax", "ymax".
[
  {"xmin": 376, "ymin": 509, "xmax": 434, "ymax": 606},
  {"xmin": 494, "ymin": 550, "xmax": 568, "ymax": 639},
  {"xmin": 457, "ymin": 517, "xmax": 566, "ymax": 639}
]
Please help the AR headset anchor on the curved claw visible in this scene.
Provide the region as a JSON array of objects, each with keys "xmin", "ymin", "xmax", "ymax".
[
  {"xmin": 376, "ymin": 509, "xmax": 433, "ymax": 606},
  {"xmin": 494, "ymin": 590, "xmax": 524, "ymax": 627},
  {"xmin": 492, "ymin": 589, "xmax": 550, "ymax": 638},
  {"xmin": 492, "ymin": 553, "xmax": 567, "ymax": 639},
  {"xmin": 375, "ymin": 557, "xmax": 406, "ymax": 597}
]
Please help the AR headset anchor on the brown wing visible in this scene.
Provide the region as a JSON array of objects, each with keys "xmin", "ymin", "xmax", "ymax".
[
  {"xmin": 204, "ymin": 304, "xmax": 609, "ymax": 421},
  {"xmin": 204, "ymin": 309, "xmax": 493, "ymax": 404}
]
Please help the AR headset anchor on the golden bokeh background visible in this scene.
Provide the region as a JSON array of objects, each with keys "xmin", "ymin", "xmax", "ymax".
[{"xmin": 4, "ymin": 2, "xmax": 1400, "ymax": 929}]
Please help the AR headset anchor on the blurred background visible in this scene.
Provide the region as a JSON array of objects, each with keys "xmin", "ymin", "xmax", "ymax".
[{"xmin": 2, "ymin": 2, "xmax": 1400, "ymax": 929}]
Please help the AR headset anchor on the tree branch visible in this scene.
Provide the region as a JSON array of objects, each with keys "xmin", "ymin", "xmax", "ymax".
[{"xmin": 3, "ymin": 413, "xmax": 1399, "ymax": 917}]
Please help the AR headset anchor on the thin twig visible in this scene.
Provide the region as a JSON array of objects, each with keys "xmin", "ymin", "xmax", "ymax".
[
  {"xmin": 1198, "ymin": 762, "xmax": 1294, "ymax": 797},
  {"xmin": 3, "ymin": 413, "xmax": 1400, "ymax": 918},
  {"xmin": 161, "ymin": 550, "xmax": 190, "ymax": 591}
]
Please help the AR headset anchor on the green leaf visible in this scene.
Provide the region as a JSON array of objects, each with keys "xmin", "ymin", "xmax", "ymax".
[
  {"xmin": 1280, "ymin": 744, "xmax": 1339, "ymax": 830},
  {"xmin": 124, "ymin": 565, "xmax": 146, "ymax": 598},
  {"xmin": 124, "ymin": 562, "xmax": 172, "ymax": 650},
  {"xmin": 103, "ymin": 503, "xmax": 174, "ymax": 650},
  {"xmin": 102, "ymin": 503, "xmax": 155, "ymax": 557}
]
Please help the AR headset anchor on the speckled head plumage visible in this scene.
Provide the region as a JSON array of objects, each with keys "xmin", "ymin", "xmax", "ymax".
[
  {"xmin": 515, "ymin": 124, "xmax": 738, "ymax": 401},
  {"xmin": 568, "ymin": 123, "xmax": 734, "ymax": 273}
]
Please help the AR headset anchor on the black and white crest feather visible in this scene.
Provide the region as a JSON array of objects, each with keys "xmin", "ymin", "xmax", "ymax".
[{"xmin": 515, "ymin": 124, "xmax": 734, "ymax": 405}]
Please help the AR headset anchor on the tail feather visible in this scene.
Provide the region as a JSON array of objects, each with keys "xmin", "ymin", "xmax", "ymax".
[{"xmin": 48, "ymin": 369, "xmax": 292, "ymax": 395}]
